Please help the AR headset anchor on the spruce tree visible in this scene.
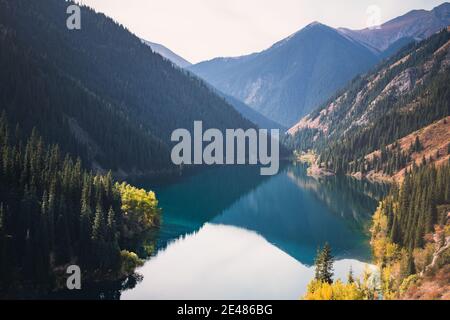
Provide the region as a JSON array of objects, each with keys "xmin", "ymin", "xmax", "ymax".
[
  {"xmin": 107, "ymin": 207, "xmax": 117, "ymax": 243},
  {"xmin": 0, "ymin": 203, "xmax": 6, "ymax": 286},
  {"xmin": 314, "ymin": 243, "xmax": 334, "ymax": 284},
  {"xmin": 347, "ymin": 266, "xmax": 355, "ymax": 284},
  {"xmin": 92, "ymin": 203, "xmax": 106, "ymax": 242},
  {"xmin": 320, "ymin": 243, "xmax": 334, "ymax": 284}
]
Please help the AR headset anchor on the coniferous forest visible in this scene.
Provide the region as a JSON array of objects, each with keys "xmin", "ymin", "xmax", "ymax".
[
  {"xmin": 0, "ymin": 112, "xmax": 160, "ymax": 296},
  {"xmin": 370, "ymin": 162, "xmax": 450, "ymax": 299},
  {"xmin": 380, "ymin": 163, "xmax": 450, "ymax": 249}
]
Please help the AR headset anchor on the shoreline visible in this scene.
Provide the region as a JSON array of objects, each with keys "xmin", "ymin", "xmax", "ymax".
[
  {"xmin": 295, "ymin": 151, "xmax": 335, "ymax": 178},
  {"xmin": 296, "ymin": 151, "xmax": 395, "ymax": 184}
]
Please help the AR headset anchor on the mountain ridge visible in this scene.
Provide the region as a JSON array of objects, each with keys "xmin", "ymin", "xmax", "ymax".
[
  {"xmin": 141, "ymin": 39, "xmax": 192, "ymax": 68},
  {"xmin": 189, "ymin": 22, "xmax": 379, "ymax": 127},
  {"xmin": 339, "ymin": 2, "xmax": 450, "ymax": 52},
  {"xmin": 189, "ymin": 3, "xmax": 450, "ymax": 128},
  {"xmin": 139, "ymin": 38, "xmax": 283, "ymax": 130}
]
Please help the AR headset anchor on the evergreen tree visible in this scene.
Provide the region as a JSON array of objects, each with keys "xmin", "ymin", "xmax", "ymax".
[
  {"xmin": 314, "ymin": 243, "xmax": 334, "ymax": 284},
  {"xmin": 92, "ymin": 203, "xmax": 106, "ymax": 242},
  {"xmin": 347, "ymin": 266, "xmax": 355, "ymax": 284},
  {"xmin": 107, "ymin": 207, "xmax": 117, "ymax": 243},
  {"xmin": 400, "ymin": 252, "xmax": 416, "ymax": 279}
]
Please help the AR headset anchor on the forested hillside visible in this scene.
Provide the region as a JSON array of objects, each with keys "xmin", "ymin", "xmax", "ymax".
[
  {"xmin": 289, "ymin": 28, "xmax": 450, "ymax": 177},
  {"xmin": 0, "ymin": 26, "xmax": 169, "ymax": 174},
  {"xmin": 371, "ymin": 163, "xmax": 450, "ymax": 299},
  {"xmin": 0, "ymin": 114, "xmax": 160, "ymax": 297},
  {"xmin": 0, "ymin": 0, "xmax": 255, "ymax": 175}
]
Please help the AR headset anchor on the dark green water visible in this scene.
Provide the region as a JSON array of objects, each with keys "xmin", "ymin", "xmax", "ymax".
[{"xmin": 119, "ymin": 163, "xmax": 387, "ymax": 299}]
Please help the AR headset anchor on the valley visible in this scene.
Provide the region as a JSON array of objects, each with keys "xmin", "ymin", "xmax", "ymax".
[{"xmin": 0, "ymin": 0, "xmax": 449, "ymax": 301}]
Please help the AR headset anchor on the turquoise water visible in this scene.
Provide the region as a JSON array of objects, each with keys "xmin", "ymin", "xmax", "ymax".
[{"xmin": 121, "ymin": 163, "xmax": 387, "ymax": 299}]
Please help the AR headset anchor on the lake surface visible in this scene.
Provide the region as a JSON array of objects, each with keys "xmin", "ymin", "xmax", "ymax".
[{"xmin": 120, "ymin": 163, "xmax": 386, "ymax": 300}]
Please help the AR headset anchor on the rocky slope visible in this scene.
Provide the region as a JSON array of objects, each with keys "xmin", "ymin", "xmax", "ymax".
[
  {"xmin": 289, "ymin": 28, "xmax": 450, "ymax": 181},
  {"xmin": 289, "ymin": 29, "xmax": 450, "ymax": 139},
  {"xmin": 362, "ymin": 117, "xmax": 450, "ymax": 182}
]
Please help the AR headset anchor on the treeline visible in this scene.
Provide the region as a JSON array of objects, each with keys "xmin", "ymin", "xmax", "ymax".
[{"xmin": 0, "ymin": 114, "xmax": 160, "ymax": 295}]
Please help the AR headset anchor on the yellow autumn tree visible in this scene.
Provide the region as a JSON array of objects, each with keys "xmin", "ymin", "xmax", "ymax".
[
  {"xmin": 116, "ymin": 182, "xmax": 161, "ymax": 237},
  {"xmin": 304, "ymin": 280, "xmax": 365, "ymax": 300}
]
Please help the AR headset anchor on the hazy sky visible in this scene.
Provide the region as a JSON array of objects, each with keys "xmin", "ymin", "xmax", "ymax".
[{"xmin": 78, "ymin": 0, "xmax": 446, "ymax": 63}]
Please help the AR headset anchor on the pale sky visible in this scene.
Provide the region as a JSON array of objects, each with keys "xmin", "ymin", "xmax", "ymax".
[{"xmin": 77, "ymin": 0, "xmax": 447, "ymax": 63}]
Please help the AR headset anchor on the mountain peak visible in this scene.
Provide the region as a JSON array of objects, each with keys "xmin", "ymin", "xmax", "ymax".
[
  {"xmin": 307, "ymin": 21, "xmax": 323, "ymax": 27},
  {"xmin": 303, "ymin": 21, "xmax": 332, "ymax": 31},
  {"xmin": 189, "ymin": 18, "xmax": 378, "ymax": 127}
]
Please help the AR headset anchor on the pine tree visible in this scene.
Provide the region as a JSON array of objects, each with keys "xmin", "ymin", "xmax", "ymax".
[
  {"xmin": 47, "ymin": 188, "xmax": 56, "ymax": 251},
  {"xmin": 54, "ymin": 196, "xmax": 72, "ymax": 265},
  {"xmin": 79, "ymin": 184, "xmax": 92, "ymax": 268},
  {"xmin": 92, "ymin": 202, "xmax": 105, "ymax": 242},
  {"xmin": 0, "ymin": 203, "xmax": 4, "ymax": 234},
  {"xmin": 401, "ymin": 252, "xmax": 416, "ymax": 279},
  {"xmin": 0, "ymin": 203, "xmax": 6, "ymax": 286},
  {"xmin": 414, "ymin": 136, "xmax": 422, "ymax": 153},
  {"xmin": 107, "ymin": 207, "xmax": 117, "ymax": 243},
  {"xmin": 390, "ymin": 215, "xmax": 401, "ymax": 245},
  {"xmin": 314, "ymin": 247, "xmax": 322, "ymax": 282},
  {"xmin": 321, "ymin": 243, "xmax": 334, "ymax": 284},
  {"xmin": 347, "ymin": 266, "xmax": 355, "ymax": 284},
  {"xmin": 314, "ymin": 243, "xmax": 334, "ymax": 284}
]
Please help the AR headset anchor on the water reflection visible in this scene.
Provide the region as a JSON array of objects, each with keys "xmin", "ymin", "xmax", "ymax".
[
  {"xmin": 213, "ymin": 166, "xmax": 374, "ymax": 265},
  {"xmin": 122, "ymin": 224, "xmax": 375, "ymax": 300},
  {"xmin": 121, "ymin": 164, "xmax": 386, "ymax": 299}
]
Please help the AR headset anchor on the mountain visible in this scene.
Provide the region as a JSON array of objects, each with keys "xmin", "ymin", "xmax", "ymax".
[
  {"xmin": 188, "ymin": 4, "xmax": 450, "ymax": 128},
  {"xmin": 0, "ymin": 0, "xmax": 255, "ymax": 175},
  {"xmin": 289, "ymin": 28, "xmax": 450, "ymax": 178},
  {"xmin": 188, "ymin": 22, "xmax": 380, "ymax": 127},
  {"xmin": 139, "ymin": 40, "xmax": 283, "ymax": 130},
  {"xmin": 141, "ymin": 39, "xmax": 192, "ymax": 68},
  {"xmin": 339, "ymin": 2, "xmax": 450, "ymax": 52},
  {"xmin": 219, "ymin": 93, "xmax": 286, "ymax": 131}
]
